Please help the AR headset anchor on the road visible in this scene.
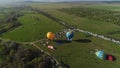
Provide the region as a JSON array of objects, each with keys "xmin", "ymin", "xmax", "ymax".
[{"xmin": 31, "ymin": 42, "xmax": 62, "ymax": 68}]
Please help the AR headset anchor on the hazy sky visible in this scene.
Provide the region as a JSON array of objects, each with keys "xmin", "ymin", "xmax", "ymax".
[
  {"xmin": 30, "ymin": 0, "xmax": 116, "ymax": 1},
  {"xmin": 0, "ymin": 0, "xmax": 119, "ymax": 2}
]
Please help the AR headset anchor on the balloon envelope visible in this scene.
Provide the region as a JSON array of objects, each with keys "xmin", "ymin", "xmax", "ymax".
[
  {"xmin": 47, "ymin": 32, "xmax": 55, "ymax": 40},
  {"xmin": 95, "ymin": 50, "xmax": 105, "ymax": 59},
  {"xmin": 107, "ymin": 55, "xmax": 115, "ymax": 61},
  {"xmin": 66, "ymin": 31, "xmax": 74, "ymax": 41}
]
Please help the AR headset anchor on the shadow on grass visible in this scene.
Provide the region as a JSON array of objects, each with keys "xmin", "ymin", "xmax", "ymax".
[
  {"xmin": 74, "ymin": 39, "xmax": 91, "ymax": 43},
  {"xmin": 54, "ymin": 40, "xmax": 72, "ymax": 44},
  {"xmin": 60, "ymin": 61, "xmax": 70, "ymax": 68}
]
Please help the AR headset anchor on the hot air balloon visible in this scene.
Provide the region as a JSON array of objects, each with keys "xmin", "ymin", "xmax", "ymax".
[
  {"xmin": 95, "ymin": 50, "xmax": 105, "ymax": 59},
  {"xmin": 47, "ymin": 32, "xmax": 55, "ymax": 40},
  {"xmin": 106, "ymin": 55, "xmax": 116, "ymax": 61},
  {"xmin": 66, "ymin": 31, "xmax": 74, "ymax": 41}
]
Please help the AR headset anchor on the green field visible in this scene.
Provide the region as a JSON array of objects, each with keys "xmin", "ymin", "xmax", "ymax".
[
  {"xmin": 36, "ymin": 32, "xmax": 120, "ymax": 68},
  {"xmin": 42, "ymin": 9, "xmax": 120, "ymax": 33},
  {"xmin": 30, "ymin": 3, "xmax": 120, "ymax": 40},
  {"xmin": 37, "ymin": 9, "xmax": 120, "ymax": 40},
  {"xmin": 84, "ymin": 4, "xmax": 120, "ymax": 11},
  {"xmin": 1, "ymin": 13, "xmax": 64, "ymax": 42},
  {"xmin": 0, "ymin": 2, "xmax": 120, "ymax": 68},
  {"xmin": 30, "ymin": 3, "xmax": 120, "ymax": 68},
  {"xmin": 30, "ymin": 3, "xmax": 83, "ymax": 9}
]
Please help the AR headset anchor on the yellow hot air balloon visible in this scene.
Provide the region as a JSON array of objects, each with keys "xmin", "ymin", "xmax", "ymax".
[{"xmin": 47, "ymin": 32, "xmax": 55, "ymax": 40}]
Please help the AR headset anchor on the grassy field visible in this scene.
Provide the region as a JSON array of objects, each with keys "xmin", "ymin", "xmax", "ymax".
[
  {"xmin": 30, "ymin": 3, "xmax": 120, "ymax": 11},
  {"xmin": 30, "ymin": 3, "xmax": 120, "ymax": 40},
  {"xmin": 84, "ymin": 4, "xmax": 120, "ymax": 11},
  {"xmin": 0, "ymin": 2, "xmax": 120, "ymax": 68},
  {"xmin": 29, "ymin": 3, "xmax": 120, "ymax": 68},
  {"xmin": 42, "ymin": 9, "xmax": 120, "ymax": 33},
  {"xmin": 36, "ymin": 32, "xmax": 120, "ymax": 68},
  {"xmin": 30, "ymin": 3, "xmax": 82, "ymax": 9},
  {"xmin": 39, "ymin": 9, "xmax": 120, "ymax": 40},
  {"xmin": 1, "ymin": 13, "xmax": 64, "ymax": 42}
]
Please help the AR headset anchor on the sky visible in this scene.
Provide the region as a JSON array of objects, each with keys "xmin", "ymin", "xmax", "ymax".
[{"xmin": 0, "ymin": 0, "xmax": 119, "ymax": 3}]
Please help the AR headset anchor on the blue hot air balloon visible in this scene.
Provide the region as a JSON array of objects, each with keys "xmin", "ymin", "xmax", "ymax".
[
  {"xmin": 66, "ymin": 31, "xmax": 74, "ymax": 41},
  {"xmin": 95, "ymin": 50, "xmax": 105, "ymax": 59}
]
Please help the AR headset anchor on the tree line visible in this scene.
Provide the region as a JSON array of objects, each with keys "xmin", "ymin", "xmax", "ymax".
[{"xmin": 0, "ymin": 7, "xmax": 23, "ymax": 35}]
